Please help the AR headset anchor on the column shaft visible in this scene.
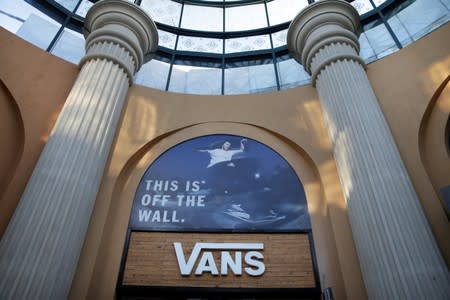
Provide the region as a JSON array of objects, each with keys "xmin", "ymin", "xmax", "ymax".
[
  {"xmin": 316, "ymin": 54, "xmax": 450, "ymax": 299},
  {"xmin": 287, "ymin": 1, "xmax": 450, "ymax": 298},
  {"xmin": 0, "ymin": 1, "xmax": 158, "ymax": 299},
  {"xmin": 0, "ymin": 51, "xmax": 129, "ymax": 300}
]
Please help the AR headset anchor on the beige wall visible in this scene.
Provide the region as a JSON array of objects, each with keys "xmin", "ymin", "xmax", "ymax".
[
  {"xmin": 419, "ymin": 74, "xmax": 450, "ymax": 217},
  {"xmin": 1, "ymin": 22, "xmax": 449, "ymax": 300},
  {"xmin": 0, "ymin": 28, "xmax": 78, "ymax": 237},
  {"xmin": 367, "ymin": 23, "xmax": 450, "ymax": 265},
  {"xmin": 70, "ymin": 86, "xmax": 364, "ymax": 300},
  {"xmin": 419, "ymin": 74, "xmax": 450, "ymax": 199}
]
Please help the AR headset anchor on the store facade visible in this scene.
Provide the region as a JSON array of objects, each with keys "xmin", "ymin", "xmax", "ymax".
[{"xmin": 0, "ymin": 1, "xmax": 449, "ymax": 299}]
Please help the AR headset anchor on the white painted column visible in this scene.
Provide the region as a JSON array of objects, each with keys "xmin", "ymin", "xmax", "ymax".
[
  {"xmin": 287, "ymin": 1, "xmax": 449, "ymax": 299},
  {"xmin": 0, "ymin": 1, "xmax": 158, "ymax": 299}
]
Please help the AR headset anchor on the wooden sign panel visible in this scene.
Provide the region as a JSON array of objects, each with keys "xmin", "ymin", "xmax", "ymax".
[{"xmin": 122, "ymin": 232, "xmax": 317, "ymax": 289}]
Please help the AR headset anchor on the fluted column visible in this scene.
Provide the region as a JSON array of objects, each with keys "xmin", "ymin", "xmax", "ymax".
[
  {"xmin": 288, "ymin": 1, "xmax": 449, "ymax": 299},
  {"xmin": 0, "ymin": 1, "xmax": 158, "ymax": 299}
]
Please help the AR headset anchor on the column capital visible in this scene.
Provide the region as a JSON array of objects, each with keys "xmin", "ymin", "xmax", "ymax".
[
  {"xmin": 80, "ymin": 0, "xmax": 158, "ymax": 82},
  {"xmin": 287, "ymin": 0, "xmax": 363, "ymax": 85}
]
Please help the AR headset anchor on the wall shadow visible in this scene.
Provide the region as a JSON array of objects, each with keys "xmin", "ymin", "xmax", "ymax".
[{"xmin": 0, "ymin": 79, "xmax": 25, "ymax": 235}]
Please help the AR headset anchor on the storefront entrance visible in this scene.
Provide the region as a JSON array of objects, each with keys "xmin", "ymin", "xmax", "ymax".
[{"xmin": 117, "ymin": 135, "xmax": 321, "ymax": 300}]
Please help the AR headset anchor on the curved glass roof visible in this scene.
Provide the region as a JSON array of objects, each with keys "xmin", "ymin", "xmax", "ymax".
[{"xmin": 0, "ymin": 0, "xmax": 449, "ymax": 94}]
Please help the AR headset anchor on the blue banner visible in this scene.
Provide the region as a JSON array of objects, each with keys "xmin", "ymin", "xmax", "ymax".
[{"xmin": 130, "ymin": 135, "xmax": 311, "ymax": 231}]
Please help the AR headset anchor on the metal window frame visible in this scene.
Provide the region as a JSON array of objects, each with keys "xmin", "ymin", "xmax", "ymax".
[{"xmin": 32, "ymin": 0, "xmax": 404, "ymax": 95}]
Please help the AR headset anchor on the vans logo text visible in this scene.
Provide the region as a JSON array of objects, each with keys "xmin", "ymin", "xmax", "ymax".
[{"xmin": 173, "ymin": 242, "xmax": 265, "ymax": 276}]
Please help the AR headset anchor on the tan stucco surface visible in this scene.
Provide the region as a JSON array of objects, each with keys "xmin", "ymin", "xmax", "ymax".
[
  {"xmin": 0, "ymin": 28, "xmax": 78, "ymax": 237},
  {"xmin": 367, "ymin": 23, "xmax": 450, "ymax": 265}
]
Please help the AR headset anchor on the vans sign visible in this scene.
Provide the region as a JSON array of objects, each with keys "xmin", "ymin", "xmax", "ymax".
[
  {"xmin": 122, "ymin": 232, "xmax": 317, "ymax": 290},
  {"xmin": 174, "ymin": 242, "xmax": 265, "ymax": 276}
]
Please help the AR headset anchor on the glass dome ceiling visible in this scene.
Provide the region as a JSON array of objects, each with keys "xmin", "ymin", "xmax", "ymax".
[
  {"xmin": 0, "ymin": 0, "xmax": 449, "ymax": 94},
  {"xmin": 74, "ymin": 0, "xmax": 391, "ymax": 58}
]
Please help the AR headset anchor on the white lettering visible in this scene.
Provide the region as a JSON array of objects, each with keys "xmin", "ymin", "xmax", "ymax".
[
  {"xmin": 154, "ymin": 180, "xmax": 163, "ymax": 191},
  {"xmin": 145, "ymin": 180, "xmax": 152, "ymax": 191},
  {"xmin": 151, "ymin": 210, "xmax": 160, "ymax": 222},
  {"xmin": 191, "ymin": 181, "xmax": 200, "ymax": 192},
  {"xmin": 186, "ymin": 195, "xmax": 196, "ymax": 207},
  {"xmin": 150, "ymin": 194, "xmax": 170, "ymax": 206},
  {"xmin": 176, "ymin": 195, "xmax": 205, "ymax": 207},
  {"xmin": 170, "ymin": 180, "xmax": 178, "ymax": 191},
  {"xmin": 195, "ymin": 252, "xmax": 219, "ymax": 275},
  {"xmin": 197, "ymin": 195, "xmax": 205, "ymax": 207},
  {"xmin": 146, "ymin": 180, "xmax": 179, "ymax": 191},
  {"xmin": 162, "ymin": 210, "xmax": 170, "ymax": 222},
  {"xmin": 138, "ymin": 209, "xmax": 179, "ymax": 223},
  {"xmin": 177, "ymin": 195, "xmax": 184, "ymax": 206},
  {"xmin": 174, "ymin": 242, "xmax": 201, "ymax": 275},
  {"xmin": 221, "ymin": 251, "xmax": 242, "ymax": 275},
  {"xmin": 172, "ymin": 210, "xmax": 179, "ymax": 222},
  {"xmin": 141, "ymin": 194, "xmax": 151, "ymax": 206},
  {"xmin": 138, "ymin": 209, "xmax": 152, "ymax": 222},
  {"xmin": 173, "ymin": 242, "xmax": 265, "ymax": 276},
  {"xmin": 244, "ymin": 251, "xmax": 265, "ymax": 276}
]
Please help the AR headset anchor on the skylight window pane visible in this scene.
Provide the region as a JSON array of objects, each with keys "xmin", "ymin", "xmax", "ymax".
[
  {"xmin": 363, "ymin": 21, "xmax": 398, "ymax": 60},
  {"xmin": 386, "ymin": 15, "xmax": 413, "ymax": 47},
  {"xmin": 169, "ymin": 65, "xmax": 222, "ymax": 95},
  {"xmin": 441, "ymin": 0, "xmax": 450, "ymax": 10},
  {"xmin": 372, "ymin": 0, "xmax": 390, "ymax": 6},
  {"xmin": 16, "ymin": 14, "xmax": 60, "ymax": 50},
  {"xmin": 267, "ymin": 0, "xmax": 309, "ymax": 26},
  {"xmin": 181, "ymin": 5, "xmax": 223, "ymax": 32},
  {"xmin": 277, "ymin": 58, "xmax": 310, "ymax": 89},
  {"xmin": 272, "ymin": 29, "xmax": 288, "ymax": 48},
  {"xmin": 54, "ymin": 0, "xmax": 79, "ymax": 12},
  {"xmin": 225, "ymin": 35, "xmax": 271, "ymax": 53},
  {"xmin": 225, "ymin": 4, "xmax": 267, "ymax": 32},
  {"xmin": 75, "ymin": 0, "xmax": 93, "ymax": 18},
  {"xmin": 350, "ymin": 0, "xmax": 374, "ymax": 15},
  {"xmin": 0, "ymin": 0, "xmax": 66, "ymax": 33},
  {"xmin": 0, "ymin": 8, "xmax": 22, "ymax": 33},
  {"xmin": 225, "ymin": 64, "xmax": 277, "ymax": 94},
  {"xmin": 393, "ymin": 0, "xmax": 449, "ymax": 41},
  {"xmin": 51, "ymin": 28, "xmax": 85, "ymax": 64},
  {"xmin": 158, "ymin": 29, "xmax": 177, "ymax": 49},
  {"xmin": 177, "ymin": 36, "xmax": 222, "ymax": 54},
  {"xmin": 358, "ymin": 32, "xmax": 377, "ymax": 63},
  {"xmin": 140, "ymin": 0, "xmax": 181, "ymax": 27},
  {"xmin": 135, "ymin": 59, "xmax": 170, "ymax": 90}
]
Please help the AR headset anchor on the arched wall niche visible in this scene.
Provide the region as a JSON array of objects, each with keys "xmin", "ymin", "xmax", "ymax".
[
  {"xmin": 419, "ymin": 75, "xmax": 450, "ymax": 219},
  {"xmin": 71, "ymin": 122, "xmax": 359, "ymax": 300},
  {"xmin": 0, "ymin": 79, "xmax": 25, "ymax": 235}
]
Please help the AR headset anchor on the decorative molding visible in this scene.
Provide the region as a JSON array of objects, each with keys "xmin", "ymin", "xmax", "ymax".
[
  {"xmin": 81, "ymin": 0, "xmax": 158, "ymax": 83},
  {"xmin": 287, "ymin": 0, "xmax": 363, "ymax": 86}
]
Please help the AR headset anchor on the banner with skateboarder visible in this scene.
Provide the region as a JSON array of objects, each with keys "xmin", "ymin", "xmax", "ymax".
[{"xmin": 130, "ymin": 134, "xmax": 311, "ymax": 231}]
